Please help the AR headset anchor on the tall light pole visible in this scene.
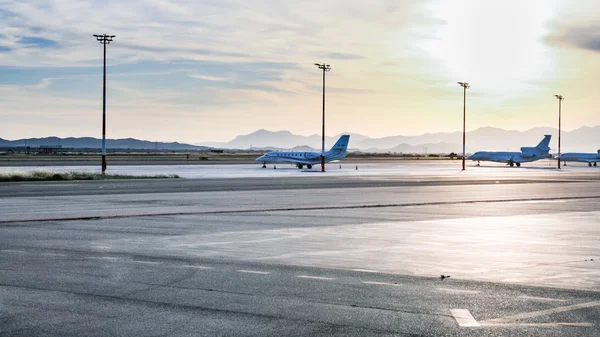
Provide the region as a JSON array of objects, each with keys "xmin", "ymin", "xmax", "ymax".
[
  {"xmin": 554, "ymin": 94, "xmax": 564, "ymax": 169},
  {"xmin": 93, "ymin": 34, "xmax": 115, "ymax": 176},
  {"xmin": 457, "ymin": 82, "xmax": 470, "ymax": 171},
  {"xmin": 315, "ymin": 63, "xmax": 331, "ymax": 172}
]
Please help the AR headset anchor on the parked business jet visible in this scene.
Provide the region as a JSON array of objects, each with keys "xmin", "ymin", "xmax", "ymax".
[
  {"xmin": 255, "ymin": 135, "xmax": 350, "ymax": 169},
  {"xmin": 557, "ymin": 150, "xmax": 599, "ymax": 167},
  {"xmin": 467, "ymin": 135, "xmax": 552, "ymax": 167}
]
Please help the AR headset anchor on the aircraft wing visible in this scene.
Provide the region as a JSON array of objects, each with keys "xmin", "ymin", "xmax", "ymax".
[
  {"xmin": 305, "ymin": 153, "xmax": 321, "ymax": 160},
  {"xmin": 291, "ymin": 158, "xmax": 319, "ymax": 165},
  {"xmin": 512, "ymin": 154, "xmax": 536, "ymax": 163},
  {"xmin": 263, "ymin": 157, "xmax": 317, "ymax": 165},
  {"xmin": 494, "ymin": 154, "xmax": 517, "ymax": 162}
]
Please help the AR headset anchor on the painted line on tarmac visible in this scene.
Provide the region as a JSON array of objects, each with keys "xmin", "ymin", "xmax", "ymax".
[
  {"xmin": 41, "ymin": 252, "xmax": 66, "ymax": 257},
  {"xmin": 482, "ymin": 300, "xmax": 600, "ymax": 324},
  {"xmin": 237, "ymin": 270, "xmax": 270, "ymax": 275},
  {"xmin": 520, "ymin": 295, "xmax": 568, "ymax": 302},
  {"xmin": 87, "ymin": 256, "xmax": 120, "ymax": 260},
  {"xmin": 132, "ymin": 260, "xmax": 161, "ymax": 265},
  {"xmin": 453, "ymin": 301, "xmax": 599, "ymax": 328},
  {"xmin": 297, "ymin": 275, "xmax": 335, "ymax": 281},
  {"xmin": 362, "ymin": 281, "xmax": 402, "ymax": 287},
  {"xmin": 438, "ymin": 288, "xmax": 480, "ymax": 294},
  {"xmin": 480, "ymin": 322, "xmax": 592, "ymax": 327},
  {"xmin": 352, "ymin": 268, "xmax": 380, "ymax": 273},
  {"xmin": 3, "ymin": 195, "xmax": 600, "ymax": 223},
  {"xmin": 1, "ymin": 249, "xmax": 26, "ymax": 254},
  {"xmin": 182, "ymin": 265, "xmax": 214, "ymax": 270},
  {"xmin": 450, "ymin": 309, "xmax": 480, "ymax": 327}
]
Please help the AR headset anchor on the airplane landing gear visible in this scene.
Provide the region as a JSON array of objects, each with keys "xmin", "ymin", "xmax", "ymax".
[
  {"xmin": 262, "ymin": 162, "xmax": 266, "ymax": 168},
  {"xmin": 509, "ymin": 162, "xmax": 514, "ymax": 167},
  {"xmin": 516, "ymin": 163, "xmax": 521, "ymax": 167},
  {"xmin": 307, "ymin": 164, "xmax": 313, "ymax": 169},
  {"xmin": 297, "ymin": 164, "xmax": 304, "ymax": 169},
  {"xmin": 594, "ymin": 162, "xmax": 597, "ymax": 167},
  {"xmin": 477, "ymin": 161, "xmax": 480, "ymax": 167},
  {"xmin": 589, "ymin": 162, "xmax": 593, "ymax": 167}
]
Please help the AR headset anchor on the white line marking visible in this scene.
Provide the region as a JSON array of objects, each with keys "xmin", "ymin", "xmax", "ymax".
[
  {"xmin": 438, "ymin": 288, "xmax": 480, "ymax": 294},
  {"xmin": 362, "ymin": 281, "xmax": 402, "ymax": 287},
  {"xmin": 296, "ymin": 275, "xmax": 335, "ymax": 280},
  {"xmin": 520, "ymin": 295, "xmax": 568, "ymax": 302},
  {"xmin": 87, "ymin": 256, "xmax": 120, "ymax": 260},
  {"xmin": 481, "ymin": 322, "xmax": 592, "ymax": 327},
  {"xmin": 1, "ymin": 250, "xmax": 26, "ymax": 254},
  {"xmin": 451, "ymin": 309, "xmax": 481, "ymax": 327},
  {"xmin": 237, "ymin": 270, "xmax": 270, "ymax": 275},
  {"xmin": 182, "ymin": 265, "xmax": 213, "ymax": 270},
  {"xmin": 133, "ymin": 260, "xmax": 160, "ymax": 265},
  {"xmin": 352, "ymin": 269, "xmax": 379, "ymax": 273},
  {"xmin": 482, "ymin": 301, "xmax": 600, "ymax": 324}
]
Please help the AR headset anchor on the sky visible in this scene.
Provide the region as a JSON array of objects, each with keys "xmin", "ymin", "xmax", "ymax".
[{"xmin": 0, "ymin": 0, "xmax": 599, "ymax": 143}]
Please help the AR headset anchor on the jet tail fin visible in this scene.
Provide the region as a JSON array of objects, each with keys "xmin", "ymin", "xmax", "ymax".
[
  {"xmin": 325, "ymin": 135, "xmax": 350, "ymax": 157},
  {"xmin": 536, "ymin": 135, "xmax": 551, "ymax": 151}
]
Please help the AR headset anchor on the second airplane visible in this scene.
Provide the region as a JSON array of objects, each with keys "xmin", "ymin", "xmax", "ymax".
[{"xmin": 467, "ymin": 135, "xmax": 552, "ymax": 167}]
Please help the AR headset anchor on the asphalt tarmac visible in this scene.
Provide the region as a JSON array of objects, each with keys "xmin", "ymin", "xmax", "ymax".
[
  {"xmin": 1, "ymin": 163, "xmax": 599, "ymax": 336},
  {"xmin": 2, "ymin": 159, "xmax": 600, "ymax": 179}
]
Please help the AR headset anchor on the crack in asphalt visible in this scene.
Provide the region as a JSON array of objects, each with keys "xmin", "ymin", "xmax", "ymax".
[{"xmin": 0, "ymin": 283, "xmax": 428, "ymax": 336}]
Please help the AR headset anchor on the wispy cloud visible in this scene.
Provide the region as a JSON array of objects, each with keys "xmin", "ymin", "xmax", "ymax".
[
  {"xmin": 35, "ymin": 78, "xmax": 52, "ymax": 89},
  {"xmin": 0, "ymin": 77, "xmax": 52, "ymax": 90},
  {"xmin": 548, "ymin": 23, "xmax": 600, "ymax": 52},
  {"xmin": 324, "ymin": 52, "xmax": 366, "ymax": 60},
  {"xmin": 0, "ymin": 0, "xmax": 434, "ymax": 67},
  {"xmin": 19, "ymin": 36, "xmax": 59, "ymax": 48},
  {"xmin": 188, "ymin": 74, "xmax": 228, "ymax": 82}
]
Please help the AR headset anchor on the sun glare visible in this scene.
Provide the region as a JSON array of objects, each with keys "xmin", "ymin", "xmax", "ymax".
[{"xmin": 421, "ymin": 0, "xmax": 556, "ymax": 98}]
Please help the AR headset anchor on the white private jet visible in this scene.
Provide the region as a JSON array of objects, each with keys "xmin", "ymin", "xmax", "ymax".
[
  {"xmin": 557, "ymin": 150, "xmax": 599, "ymax": 167},
  {"xmin": 255, "ymin": 135, "xmax": 350, "ymax": 169},
  {"xmin": 467, "ymin": 135, "xmax": 552, "ymax": 167}
]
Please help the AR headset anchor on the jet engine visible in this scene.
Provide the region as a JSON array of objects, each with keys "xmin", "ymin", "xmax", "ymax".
[{"xmin": 520, "ymin": 147, "xmax": 537, "ymax": 158}]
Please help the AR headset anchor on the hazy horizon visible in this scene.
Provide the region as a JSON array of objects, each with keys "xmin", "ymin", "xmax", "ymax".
[
  {"xmin": 1, "ymin": 125, "xmax": 599, "ymax": 144},
  {"xmin": 1, "ymin": 0, "xmax": 600, "ymax": 142}
]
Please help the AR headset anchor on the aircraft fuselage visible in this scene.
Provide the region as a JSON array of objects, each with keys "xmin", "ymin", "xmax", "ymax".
[
  {"xmin": 255, "ymin": 135, "xmax": 350, "ymax": 168},
  {"xmin": 558, "ymin": 152, "xmax": 600, "ymax": 165},
  {"xmin": 468, "ymin": 151, "xmax": 551, "ymax": 164}
]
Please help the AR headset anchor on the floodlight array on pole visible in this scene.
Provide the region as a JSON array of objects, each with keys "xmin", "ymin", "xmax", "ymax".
[
  {"xmin": 554, "ymin": 94, "xmax": 564, "ymax": 169},
  {"xmin": 314, "ymin": 63, "xmax": 331, "ymax": 172},
  {"xmin": 93, "ymin": 34, "xmax": 115, "ymax": 176},
  {"xmin": 457, "ymin": 82, "xmax": 470, "ymax": 171}
]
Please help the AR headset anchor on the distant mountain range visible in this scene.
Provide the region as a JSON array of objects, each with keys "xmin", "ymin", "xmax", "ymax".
[
  {"xmin": 201, "ymin": 126, "xmax": 600, "ymax": 153},
  {"xmin": 0, "ymin": 137, "xmax": 209, "ymax": 151},
  {"xmin": 2, "ymin": 126, "xmax": 600, "ymax": 153}
]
